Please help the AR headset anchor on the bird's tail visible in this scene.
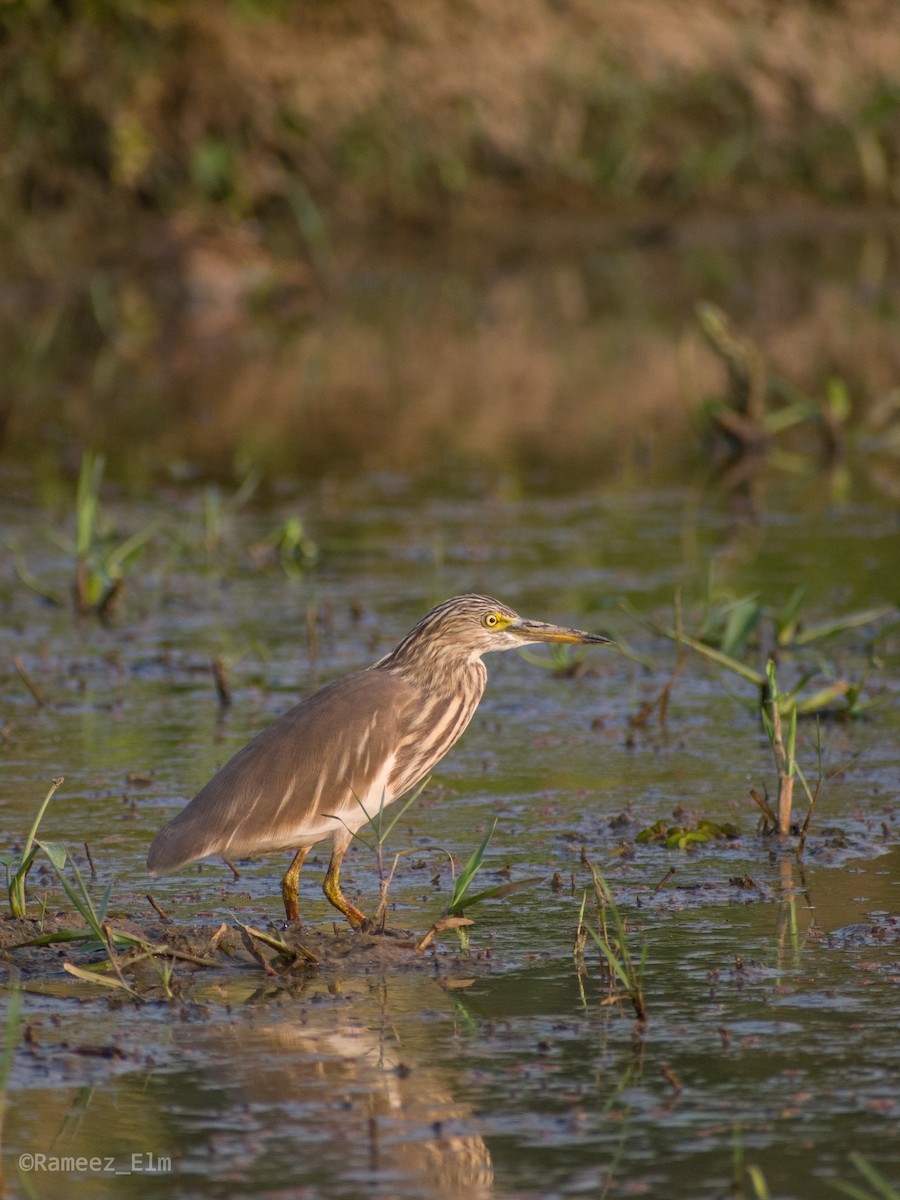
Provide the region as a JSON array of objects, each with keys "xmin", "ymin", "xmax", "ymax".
[{"xmin": 146, "ymin": 816, "xmax": 202, "ymax": 876}]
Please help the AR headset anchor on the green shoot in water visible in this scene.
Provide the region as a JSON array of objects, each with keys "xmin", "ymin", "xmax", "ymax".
[
  {"xmin": 830, "ymin": 1153, "xmax": 900, "ymax": 1200},
  {"xmin": 418, "ymin": 819, "xmax": 543, "ymax": 952},
  {"xmin": 583, "ymin": 855, "xmax": 648, "ymax": 1025},
  {"xmin": 2, "ymin": 777, "xmax": 65, "ymax": 918}
]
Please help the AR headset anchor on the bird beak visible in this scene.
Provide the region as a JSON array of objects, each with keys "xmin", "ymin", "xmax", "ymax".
[{"xmin": 510, "ymin": 618, "xmax": 613, "ymax": 646}]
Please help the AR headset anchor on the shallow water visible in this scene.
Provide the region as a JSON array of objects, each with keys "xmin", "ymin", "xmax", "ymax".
[{"xmin": 1, "ymin": 469, "xmax": 898, "ymax": 1198}]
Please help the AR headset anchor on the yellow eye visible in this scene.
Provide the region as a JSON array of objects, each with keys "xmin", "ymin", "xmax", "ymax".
[{"xmin": 483, "ymin": 612, "xmax": 500, "ymax": 628}]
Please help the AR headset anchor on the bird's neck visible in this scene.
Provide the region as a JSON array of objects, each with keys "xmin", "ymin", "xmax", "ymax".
[{"xmin": 373, "ymin": 646, "xmax": 488, "ymax": 704}]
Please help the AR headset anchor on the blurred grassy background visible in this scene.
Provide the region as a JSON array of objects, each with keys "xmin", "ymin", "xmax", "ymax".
[{"xmin": 1, "ymin": 0, "xmax": 899, "ymax": 486}]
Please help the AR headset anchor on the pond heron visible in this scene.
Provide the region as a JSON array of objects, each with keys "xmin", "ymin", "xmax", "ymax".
[{"xmin": 147, "ymin": 594, "xmax": 611, "ymax": 927}]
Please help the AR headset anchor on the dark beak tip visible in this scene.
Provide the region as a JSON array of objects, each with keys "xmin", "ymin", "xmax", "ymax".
[
  {"xmin": 514, "ymin": 620, "xmax": 613, "ymax": 646},
  {"xmin": 573, "ymin": 632, "xmax": 613, "ymax": 646}
]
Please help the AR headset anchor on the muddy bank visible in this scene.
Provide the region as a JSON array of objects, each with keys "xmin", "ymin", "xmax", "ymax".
[
  {"xmin": 4, "ymin": 0, "xmax": 900, "ymax": 276},
  {"xmin": 2, "ymin": 810, "xmax": 893, "ymax": 1004},
  {"xmin": 0, "ymin": 911, "xmax": 485, "ymax": 1002}
]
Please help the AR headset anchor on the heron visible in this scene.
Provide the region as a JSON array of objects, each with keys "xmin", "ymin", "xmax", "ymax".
[{"xmin": 147, "ymin": 594, "xmax": 610, "ymax": 927}]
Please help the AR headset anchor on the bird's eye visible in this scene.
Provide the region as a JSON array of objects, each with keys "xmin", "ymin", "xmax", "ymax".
[{"xmin": 483, "ymin": 612, "xmax": 500, "ymax": 628}]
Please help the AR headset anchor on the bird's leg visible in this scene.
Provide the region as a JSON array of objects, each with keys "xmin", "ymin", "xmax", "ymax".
[
  {"xmin": 323, "ymin": 831, "xmax": 366, "ymax": 929},
  {"xmin": 281, "ymin": 846, "xmax": 311, "ymax": 923}
]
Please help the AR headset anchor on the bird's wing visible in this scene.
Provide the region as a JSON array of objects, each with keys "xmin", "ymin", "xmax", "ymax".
[{"xmin": 147, "ymin": 669, "xmax": 420, "ymax": 873}]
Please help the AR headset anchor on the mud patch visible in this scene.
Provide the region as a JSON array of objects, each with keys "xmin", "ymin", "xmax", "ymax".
[{"xmin": 1, "ymin": 911, "xmax": 486, "ymax": 1007}]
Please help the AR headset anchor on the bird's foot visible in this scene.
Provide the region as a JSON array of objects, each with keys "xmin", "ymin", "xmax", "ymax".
[
  {"xmin": 343, "ymin": 902, "xmax": 368, "ymax": 931},
  {"xmin": 323, "ymin": 883, "xmax": 366, "ymax": 930}
]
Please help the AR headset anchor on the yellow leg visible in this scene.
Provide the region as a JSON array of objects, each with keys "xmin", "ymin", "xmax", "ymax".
[
  {"xmin": 323, "ymin": 834, "xmax": 366, "ymax": 929},
  {"xmin": 281, "ymin": 846, "xmax": 310, "ymax": 923}
]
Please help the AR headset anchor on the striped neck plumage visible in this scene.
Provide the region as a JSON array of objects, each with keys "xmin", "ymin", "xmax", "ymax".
[{"xmin": 373, "ymin": 634, "xmax": 488, "ymax": 697}]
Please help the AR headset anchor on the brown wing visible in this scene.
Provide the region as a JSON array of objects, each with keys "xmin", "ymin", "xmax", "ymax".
[{"xmin": 147, "ymin": 669, "xmax": 420, "ymax": 874}]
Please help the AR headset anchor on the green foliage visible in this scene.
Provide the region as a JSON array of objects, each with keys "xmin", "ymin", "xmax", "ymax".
[
  {"xmin": 7, "ymin": 829, "xmax": 145, "ymax": 997},
  {"xmin": 746, "ymin": 1166, "xmax": 771, "ymax": 1200},
  {"xmin": 252, "ymin": 516, "xmax": 319, "ymax": 578},
  {"xmin": 581, "ymin": 857, "xmax": 647, "ymax": 1024},
  {"xmin": 445, "ymin": 819, "xmax": 498, "ymax": 917},
  {"xmin": 831, "ymin": 1154, "xmax": 900, "ymax": 1200},
  {"xmin": 761, "ymin": 659, "xmax": 795, "ymax": 763},
  {"xmin": 42, "ymin": 849, "xmax": 116, "ymax": 945},
  {"xmin": 11, "ymin": 451, "xmax": 157, "ymax": 616},
  {"xmin": 636, "ymin": 817, "xmax": 740, "ymax": 849},
  {"xmin": 418, "ymin": 820, "xmax": 499, "ymax": 953},
  {"xmin": 623, "ymin": 591, "xmax": 895, "ymax": 719},
  {"xmin": 201, "ymin": 469, "xmax": 260, "ymax": 555},
  {"xmin": 2, "ymin": 777, "xmax": 65, "ymax": 918},
  {"xmin": 8, "ymin": 836, "xmax": 222, "ymax": 998},
  {"xmin": 417, "ymin": 820, "xmax": 543, "ymax": 951},
  {"xmin": 69, "ymin": 451, "xmax": 158, "ymax": 614},
  {"xmin": 191, "ymin": 138, "xmax": 235, "ymax": 202},
  {"xmin": 1, "ymin": 0, "xmax": 895, "ymax": 268}
]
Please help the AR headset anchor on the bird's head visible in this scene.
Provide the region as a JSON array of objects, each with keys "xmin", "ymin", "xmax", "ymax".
[{"xmin": 383, "ymin": 594, "xmax": 612, "ymax": 673}]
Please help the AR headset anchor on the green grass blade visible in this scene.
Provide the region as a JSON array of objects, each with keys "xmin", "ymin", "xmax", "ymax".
[
  {"xmin": 55, "ymin": 874, "xmax": 100, "ymax": 934},
  {"xmin": 97, "ymin": 878, "xmax": 115, "ymax": 923},
  {"xmin": 747, "ymin": 1164, "xmax": 771, "ymax": 1200},
  {"xmin": 793, "ymin": 681, "xmax": 850, "ymax": 714},
  {"xmin": 760, "ymin": 701, "xmax": 775, "ymax": 744},
  {"xmin": 17, "ymin": 777, "xmax": 63, "ymax": 876},
  {"xmin": 761, "ymin": 401, "xmax": 813, "ymax": 435},
  {"xmin": 830, "ymin": 1185, "xmax": 890, "ymax": 1200},
  {"xmin": 8, "ymin": 847, "xmax": 38, "ymax": 918},
  {"xmin": 8, "ymin": 777, "xmax": 64, "ymax": 916},
  {"xmin": 622, "ymin": 597, "xmax": 767, "ymax": 683},
  {"xmin": 7, "ymin": 540, "xmax": 64, "ymax": 605},
  {"xmin": 49, "ymin": 856, "xmax": 105, "ymax": 939},
  {"xmin": 586, "ymin": 926, "xmax": 632, "ymax": 991},
  {"xmin": 447, "ymin": 820, "xmax": 497, "ymax": 914},
  {"xmin": 793, "ymin": 606, "xmax": 896, "ymax": 646},
  {"xmin": 380, "ymin": 777, "xmax": 430, "ymax": 843},
  {"xmin": 786, "ymin": 703, "xmax": 797, "ymax": 771},
  {"xmin": 105, "ymin": 521, "xmax": 160, "ymax": 575},
  {"xmin": 720, "ymin": 597, "xmax": 762, "ymax": 657},
  {"xmin": 673, "ymin": 629, "xmax": 765, "ymax": 684},
  {"xmin": 76, "ymin": 451, "xmax": 104, "ymax": 559},
  {"xmin": 345, "ymin": 784, "xmax": 388, "ymax": 841},
  {"xmin": 776, "ymin": 586, "xmax": 807, "ymax": 645},
  {"xmin": 35, "ymin": 840, "xmax": 68, "ymax": 871},
  {"xmin": 846, "ymin": 1154, "xmax": 899, "ymax": 1200},
  {"xmin": 9, "ymin": 929, "xmax": 99, "ymax": 949}
]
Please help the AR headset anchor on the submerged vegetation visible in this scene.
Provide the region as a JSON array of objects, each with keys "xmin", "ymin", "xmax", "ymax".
[
  {"xmin": 577, "ymin": 856, "xmax": 648, "ymax": 1026},
  {"xmin": 623, "ymin": 584, "xmax": 898, "ymax": 842},
  {"xmin": 832, "ymin": 1155, "xmax": 900, "ymax": 1200},
  {"xmin": 9, "ymin": 450, "xmax": 158, "ymax": 619},
  {"xmin": 2, "ymin": 776, "xmax": 64, "ymax": 919}
]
